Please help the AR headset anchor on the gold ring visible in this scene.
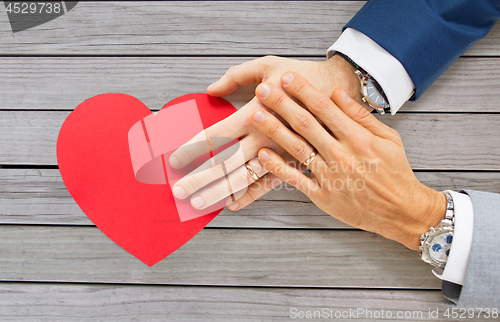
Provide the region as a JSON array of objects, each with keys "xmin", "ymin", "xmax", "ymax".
[
  {"xmin": 302, "ymin": 150, "xmax": 317, "ymax": 167},
  {"xmin": 245, "ymin": 162, "xmax": 260, "ymax": 181}
]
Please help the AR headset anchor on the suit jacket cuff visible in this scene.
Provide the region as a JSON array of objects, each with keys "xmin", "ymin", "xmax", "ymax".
[
  {"xmin": 342, "ymin": 0, "xmax": 500, "ymax": 100},
  {"xmin": 327, "ymin": 28, "xmax": 414, "ymax": 115}
]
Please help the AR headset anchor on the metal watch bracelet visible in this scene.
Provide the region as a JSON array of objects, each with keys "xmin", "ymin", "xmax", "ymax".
[{"xmin": 419, "ymin": 191, "xmax": 455, "ymax": 268}]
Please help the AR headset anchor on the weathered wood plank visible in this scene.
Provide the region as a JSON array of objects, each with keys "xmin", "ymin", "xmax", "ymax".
[
  {"xmin": 0, "ymin": 57, "xmax": 499, "ymax": 113},
  {"xmin": 1, "ymin": 112, "xmax": 500, "ymax": 170},
  {"xmin": 0, "ymin": 283, "xmax": 454, "ymax": 321},
  {"xmin": 0, "ymin": 1, "xmax": 497, "ymax": 56},
  {"xmin": 0, "ymin": 57, "xmax": 255, "ymax": 112},
  {"xmin": 1, "ymin": 168, "xmax": 498, "ymax": 227},
  {"xmin": 0, "ymin": 226, "xmax": 440, "ymax": 289}
]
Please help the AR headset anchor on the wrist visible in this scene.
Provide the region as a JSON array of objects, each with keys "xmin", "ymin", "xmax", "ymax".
[
  {"xmin": 320, "ymin": 55, "xmax": 367, "ymax": 109},
  {"xmin": 402, "ymin": 185, "xmax": 447, "ymax": 250}
]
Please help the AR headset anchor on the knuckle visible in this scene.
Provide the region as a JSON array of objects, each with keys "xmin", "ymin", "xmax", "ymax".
[
  {"xmin": 221, "ymin": 158, "xmax": 235, "ymax": 173},
  {"xmin": 291, "ymin": 139, "xmax": 308, "ymax": 159},
  {"xmin": 246, "ymin": 189, "xmax": 258, "ymax": 203},
  {"xmin": 273, "ymin": 162, "xmax": 284, "ymax": 174},
  {"xmin": 354, "ymin": 106, "xmax": 372, "ymax": 121},
  {"xmin": 286, "ymin": 176, "xmax": 300, "ymax": 188},
  {"xmin": 273, "ymin": 94, "xmax": 286, "ymax": 112},
  {"xmin": 178, "ymin": 148, "xmax": 192, "ymax": 163},
  {"xmin": 334, "ymin": 153, "xmax": 349, "ymax": 167},
  {"xmin": 352, "ymin": 133, "xmax": 372, "ymax": 148},
  {"xmin": 235, "ymin": 168, "xmax": 251, "ymax": 186},
  {"xmin": 204, "ymin": 128, "xmax": 218, "ymax": 140},
  {"xmin": 206, "ymin": 187, "xmax": 221, "ymax": 203},
  {"xmin": 390, "ymin": 128, "xmax": 400, "ymax": 137},
  {"xmin": 212, "ymin": 151, "xmax": 227, "ymax": 166},
  {"xmin": 262, "ymin": 55, "xmax": 277, "ymax": 63},
  {"xmin": 257, "ymin": 134, "xmax": 277, "ymax": 148},
  {"xmin": 293, "ymin": 81, "xmax": 309, "ymax": 96},
  {"xmin": 227, "ymin": 65, "xmax": 237, "ymax": 76},
  {"xmin": 185, "ymin": 175, "xmax": 201, "ymax": 191},
  {"xmin": 310, "ymin": 95, "xmax": 331, "ymax": 112},
  {"xmin": 263, "ymin": 176, "xmax": 277, "ymax": 190},
  {"xmin": 390, "ymin": 128, "xmax": 402, "ymax": 141},
  {"xmin": 258, "ymin": 56, "xmax": 276, "ymax": 71},
  {"xmin": 327, "ymin": 144, "xmax": 343, "ymax": 158},
  {"xmin": 295, "ymin": 113, "xmax": 313, "ymax": 131},
  {"xmin": 268, "ymin": 122, "xmax": 282, "ymax": 137}
]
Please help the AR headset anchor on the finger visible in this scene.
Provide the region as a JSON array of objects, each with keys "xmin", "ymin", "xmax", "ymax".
[
  {"xmin": 207, "ymin": 58, "xmax": 269, "ymax": 97},
  {"xmin": 189, "ymin": 157, "xmax": 267, "ymax": 210},
  {"xmin": 227, "ymin": 151, "xmax": 299, "ymax": 210},
  {"xmin": 226, "ymin": 172, "xmax": 283, "ymax": 211},
  {"xmin": 278, "ymin": 72, "xmax": 370, "ymax": 141},
  {"xmin": 250, "ymin": 107, "xmax": 326, "ymax": 172},
  {"xmin": 169, "ymin": 113, "xmax": 247, "ymax": 169},
  {"xmin": 254, "ymin": 82, "xmax": 339, "ymax": 156},
  {"xmin": 172, "ymin": 135, "xmax": 282, "ymax": 199},
  {"xmin": 257, "ymin": 148, "xmax": 321, "ymax": 197},
  {"xmin": 331, "ymin": 88, "xmax": 401, "ymax": 142}
]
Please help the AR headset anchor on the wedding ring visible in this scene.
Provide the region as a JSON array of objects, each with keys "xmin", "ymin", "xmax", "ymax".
[
  {"xmin": 302, "ymin": 150, "xmax": 317, "ymax": 167},
  {"xmin": 245, "ymin": 162, "xmax": 260, "ymax": 181}
]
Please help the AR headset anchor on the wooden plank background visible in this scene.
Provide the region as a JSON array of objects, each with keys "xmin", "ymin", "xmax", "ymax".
[
  {"xmin": 0, "ymin": 1, "xmax": 498, "ymax": 320},
  {"xmin": 0, "ymin": 1, "xmax": 498, "ymax": 56},
  {"xmin": 0, "ymin": 283, "xmax": 450, "ymax": 322},
  {"xmin": 1, "ymin": 57, "xmax": 499, "ymax": 113}
]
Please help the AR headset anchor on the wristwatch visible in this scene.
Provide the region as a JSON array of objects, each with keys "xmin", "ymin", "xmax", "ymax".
[
  {"xmin": 334, "ymin": 52, "xmax": 390, "ymax": 115},
  {"xmin": 419, "ymin": 191, "xmax": 455, "ymax": 268}
]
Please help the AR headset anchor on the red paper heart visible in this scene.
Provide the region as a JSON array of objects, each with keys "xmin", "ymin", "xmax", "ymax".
[{"xmin": 57, "ymin": 93, "xmax": 236, "ymax": 266}]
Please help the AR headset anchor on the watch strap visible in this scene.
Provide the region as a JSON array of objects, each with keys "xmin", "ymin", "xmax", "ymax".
[
  {"xmin": 334, "ymin": 51, "xmax": 361, "ymax": 71},
  {"xmin": 335, "ymin": 51, "xmax": 390, "ymax": 114},
  {"xmin": 419, "ymin": 191, "xmax": 455, "ymax": 268},
  {"xmin": 441, "ymin": 191, "xmax": 455, "ymax": 229}
]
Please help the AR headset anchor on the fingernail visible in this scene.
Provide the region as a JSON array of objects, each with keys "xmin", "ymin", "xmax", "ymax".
[
  {"xmin": 256, "ymin": 83, "xmax": 271, "ymax": 99},
  {"xmin": 172, "ymin": 186, "xmax": 186, "ymax": 199},
  {"xmin": 227, "ymin": 202, "xmax": 239, "ymax": 210},
  {"xmin": 207, "ymin": 81, "xmax": 218, "ymax": 91},
  {"xmin": 253, "ymin": 110, "xmax": 266, "ymax": 123},
  {"xmin": 282, "ymin": 73, "xmax": 294, "ymax": 85},
  {"xmin": 340, "ymin": 88, "xmax": 351, "ymax": 103},
  {"xmin": 191, "ymin": 196, "xmax": 205, "ymax": 209},
  {"xmin": 259, "ymin": 150, "xmax": 270, "ymax": 162},
  {"xmin": 170, "ymin": 155, "xmax": 180, "ymax": 168}
]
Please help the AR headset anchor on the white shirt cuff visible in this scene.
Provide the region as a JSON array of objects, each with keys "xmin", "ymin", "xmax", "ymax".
[
  {"xmin": 327, "ymin": 28, "xmax": 415, "ymax": 115},
  {"xmin": 432, "ymin": 190, "xmax": 474, "ymax": 285}
]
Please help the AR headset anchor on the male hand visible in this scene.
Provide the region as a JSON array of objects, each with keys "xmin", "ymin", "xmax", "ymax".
[
  {"xmin": 249, "ymin": 72, "xmax": 446, "ymax": 250},
  {"xmin": 169, "ymin": 55, "xmax": 363, "ymax": 211}
]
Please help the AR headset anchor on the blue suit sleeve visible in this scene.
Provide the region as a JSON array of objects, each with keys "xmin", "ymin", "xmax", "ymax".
[{"xmin": 344, "ymin": 0, "xmax": 500, "ymax": 100}]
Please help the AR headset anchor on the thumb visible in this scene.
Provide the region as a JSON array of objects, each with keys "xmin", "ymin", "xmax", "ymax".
[
  {"xmin": 207, "ymin": 59, "xmax": 267, "ymax": 97},
  {"xmin": 332, "ymin": 88, "xmax": 399, "ymax": 141}
]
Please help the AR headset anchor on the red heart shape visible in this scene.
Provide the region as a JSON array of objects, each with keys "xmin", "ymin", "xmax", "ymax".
[{"xmin": 57, "ymin": 93, "xmax": 236, "ymax": 266}]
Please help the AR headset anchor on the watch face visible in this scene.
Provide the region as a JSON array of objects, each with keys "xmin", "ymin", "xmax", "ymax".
[
  {"xmin": 429, "ymin": 234, "xmax": 453, "ymax": 264},
  {"xmin": 366, "ymin": 77, "xmax": 389, "ymax": 108}
]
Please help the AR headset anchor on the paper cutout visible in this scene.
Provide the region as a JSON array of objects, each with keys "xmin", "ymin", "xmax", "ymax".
[
  {"xmin": 128, "ymin": 99, "xmax": 245, "ymax": 222},
  {"xmin": 57, "ymin": 93, "xmax": 237, "ymax": 266}
]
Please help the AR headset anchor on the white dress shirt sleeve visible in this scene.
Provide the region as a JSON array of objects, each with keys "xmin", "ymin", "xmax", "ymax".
[
  {"xmin": 327, "ymin": 28, "xmax": 415, "ymax": 115},
  {"xmin": 431, "ymin": 190, "xmax": 474, "ymax": 285},
  {"xmin": 327, "ymin": 29, "xmax": 474, "ymax": 286}
]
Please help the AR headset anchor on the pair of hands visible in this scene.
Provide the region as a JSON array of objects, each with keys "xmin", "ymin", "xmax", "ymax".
[
  {"xmin": 170, "ymin": 57, "xmax": 446, "ymax": 250},
  {"xmin": 169, "ymin": 55, "xmax": 363, "ymax": 210}
]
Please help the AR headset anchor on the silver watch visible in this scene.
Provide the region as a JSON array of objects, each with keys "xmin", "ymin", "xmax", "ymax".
[
  {"xmin": 355, "ymin": 69, "xmax": 390, "ymax": 114},
  {"xmin": 335, "ymin": 52, "xmax": 390, "ymax": 115},
  {"xmin": 419, "ymin": 191, "xmax": 454, "ymax": 268}
]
